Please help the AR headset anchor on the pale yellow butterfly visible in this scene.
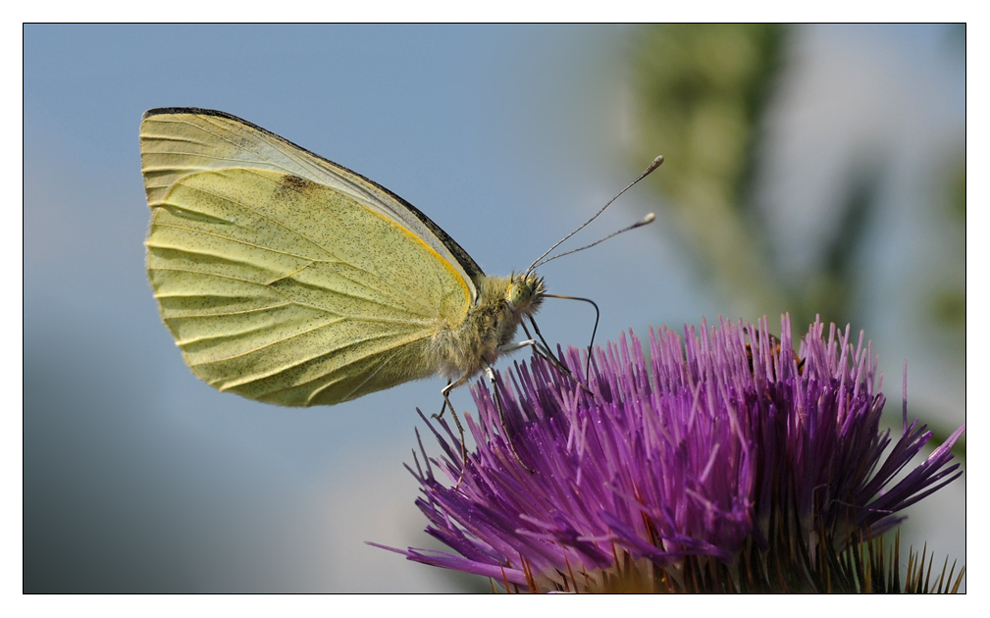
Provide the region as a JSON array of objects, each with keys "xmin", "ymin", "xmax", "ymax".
[
  {"xmin": 141, "ymin": 108, "xmax": 660, "ymax": 412},
  {"xmin": 142, "ymin": 107, "xmax": 550, "ymax": 409}
]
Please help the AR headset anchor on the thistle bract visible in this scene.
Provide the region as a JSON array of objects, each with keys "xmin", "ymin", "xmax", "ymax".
[{"xmin": 375, "ymin": 316, "xmax": 964, "ymax": 592}]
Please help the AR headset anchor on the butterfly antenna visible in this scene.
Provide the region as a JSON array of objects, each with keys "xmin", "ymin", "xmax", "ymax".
[
  {"xmin": 533, "ymin": 213, "xmax": 655, "ymax": 270},
  {"xmin": 525, "ymin": 155, "xmax": 664, "ymax": 276}
]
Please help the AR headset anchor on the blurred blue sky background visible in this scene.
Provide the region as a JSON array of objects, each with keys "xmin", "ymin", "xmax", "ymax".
[{"xmin": 24, "ymin": 24, "xmax": 964, "ymax": 592}]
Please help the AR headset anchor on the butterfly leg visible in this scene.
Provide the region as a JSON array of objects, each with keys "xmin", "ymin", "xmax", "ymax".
[
  {"xmin": 500, "ymin": 335, "xmax": 593, "ymax": 396},
  {"xmin": 434, "ymin": 379, "xmax": 469, "ymax": 489},
  {"xmin": 485, "ymin": 364, "xmax": 535, "ymax": 474},
  {"xmin": 497, "ymin": 339, "xmax": 537, "ymax": 354},
  {"xmin": 499, "ymin": 338, "xmax": 558, "ymax": 368}
]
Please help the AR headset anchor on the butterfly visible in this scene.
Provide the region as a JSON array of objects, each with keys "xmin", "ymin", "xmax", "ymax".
[{"xmin": 139, "ymin": 107, "xmax": 572, "ymax": 412}]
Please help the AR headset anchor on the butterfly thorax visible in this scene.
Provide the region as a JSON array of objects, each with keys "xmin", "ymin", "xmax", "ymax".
[{"xmin": 431, "ymin": 272, "xmax": 545, "ymax": 382}]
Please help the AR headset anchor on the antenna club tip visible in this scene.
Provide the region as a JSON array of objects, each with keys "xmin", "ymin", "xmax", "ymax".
[
  {"xmin": 631, "ymin": 212, "xmax": 656, "ymax": 229},
  {"xmin": 643, "ymin": 155, "xmax": 665, "ymax": 176}
]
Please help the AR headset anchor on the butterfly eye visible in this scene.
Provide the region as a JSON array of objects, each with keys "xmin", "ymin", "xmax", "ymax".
[{"xmin": 507, "ymin": 280, "xmax": 532, "ymax": 306}]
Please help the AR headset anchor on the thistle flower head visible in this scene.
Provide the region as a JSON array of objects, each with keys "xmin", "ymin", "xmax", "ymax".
[{"xmin": 374, "ymin": 316, "xmax": 964, "ymax": 592}]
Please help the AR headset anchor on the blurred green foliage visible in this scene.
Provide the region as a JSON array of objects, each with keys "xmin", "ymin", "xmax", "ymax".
[
  {"xmin": 628, "ymin": 24, "xmax": 964, "ymax": 340},
  {"xmin": 630, "ymin": 24, "xmax": 790, "ymax": 322},
  {"xmin": 928, "ymin": 157, "xmax": 965, "ymax": 335}
]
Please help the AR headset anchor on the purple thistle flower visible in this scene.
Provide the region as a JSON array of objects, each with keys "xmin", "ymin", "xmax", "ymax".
[{"xmin": 372, "ymin": 315, "xmax": 965, "ymax": 592}]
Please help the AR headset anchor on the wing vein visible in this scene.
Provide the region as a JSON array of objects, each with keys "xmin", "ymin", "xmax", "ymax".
[{"xmin": 215, "ymin": 330, "xmax": 430, "ymax": 389}]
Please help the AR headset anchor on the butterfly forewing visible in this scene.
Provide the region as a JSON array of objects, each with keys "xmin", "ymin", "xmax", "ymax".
[{"xmin": 140, "ymin": 108, "xmax": 481, "ymax": 298}]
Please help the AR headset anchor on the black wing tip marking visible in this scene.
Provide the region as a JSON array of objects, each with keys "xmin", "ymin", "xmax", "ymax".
[
  {"xmin": 141, "ymin": 107, "xmax": 486, "ymax": 282},
  {"xmin": 144, "ymin": 107, "xmax": 239, "ymax": 121}
]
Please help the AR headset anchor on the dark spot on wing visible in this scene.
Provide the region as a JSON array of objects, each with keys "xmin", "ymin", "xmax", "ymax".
[{"xmin": 275, "ymin": 174, "xmax": 318, "ymax": 199}]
